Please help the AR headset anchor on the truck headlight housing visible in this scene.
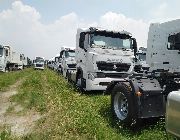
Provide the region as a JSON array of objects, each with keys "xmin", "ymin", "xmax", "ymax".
[{"xmin": 88, "ymin": 72, "xmax": 105, "ymax": 80}]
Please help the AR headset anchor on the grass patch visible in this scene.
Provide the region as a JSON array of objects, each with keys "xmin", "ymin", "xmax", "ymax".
[
  {"xmin": 11, "ymin": 70, "xmax": 47, "ymax": 113},
  {"xmin": 1, "ymin": 69, "xmax": 169, "ymax": 139},
  {"xmin": 0, "ymin": 69, "xmax": 30, "ymax": 91},
  {"xmin": 0, "ymin": 126, "xmax": 12, "ymax": 140},
  {"xmin": 26, "ymin": 69, "xmax": 168, "ymax": 140}
]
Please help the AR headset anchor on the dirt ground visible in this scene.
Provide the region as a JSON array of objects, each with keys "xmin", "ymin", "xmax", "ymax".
[{"xmin": 0, "ymin": 80, "xmax": 42, "ymax": 136}]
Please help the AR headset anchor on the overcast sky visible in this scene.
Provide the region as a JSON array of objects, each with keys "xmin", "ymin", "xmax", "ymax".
[{"xmin": 0, "ymin": 0, "xmax": 180, "ymax": 59}]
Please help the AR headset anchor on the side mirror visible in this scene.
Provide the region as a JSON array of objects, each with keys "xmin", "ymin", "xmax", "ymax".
[
  {"xmin": 79, "ymin": 32, "xmax": 85, "ymax": 48},
  {"xmin": 132, "ymin": 38, "xmax": 137, "ymax": 53}
]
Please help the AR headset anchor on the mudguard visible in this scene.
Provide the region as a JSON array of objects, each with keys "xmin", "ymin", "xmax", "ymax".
[
  {"xmin": 109, "ymin": 77, "xmax": 165, "ymax": 118},
  {"xmin": 130, "ymin": 77, "xmax": 165, "ymax": 118}
]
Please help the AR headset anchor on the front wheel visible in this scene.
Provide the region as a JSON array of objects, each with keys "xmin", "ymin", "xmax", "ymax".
[
  {"xmin": 111, "ymin": 83, "xmax": 137, "ymax": 126},
  {"xmin": 76, "ymin": 73, "xmax": 84, "ymax": 92},
  {"xmin": 5, "ymin": 67, "xmax": 9, "ymax": 72}
]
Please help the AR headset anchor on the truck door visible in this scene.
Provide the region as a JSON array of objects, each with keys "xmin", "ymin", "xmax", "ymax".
[{"xmin": 78, "ymin": 33, "xmax": 89, "ymax": 68}]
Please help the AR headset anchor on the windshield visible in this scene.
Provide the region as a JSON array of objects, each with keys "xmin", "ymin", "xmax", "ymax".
[
  {"xmin": 65, "ymin": 51, "xmax": 75, "ymax": 58},
  {"xmin": 0, "ymin": 48, "xmax": 3, "ymax": 56},
  {"xmin": 91, "ymin": 34, "xmax": 132, "ymax": 49},
  {"xmin": 138, "ymin": 53, "xmax": 146, "ymax": 61},
  {"xmin": 35, "ymin": 59, "xmax": 44, "ymax": 63}
]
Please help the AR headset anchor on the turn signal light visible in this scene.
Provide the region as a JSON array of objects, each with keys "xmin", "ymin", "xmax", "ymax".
[{"xmin": 136, "ymin": 91, "xmax": 142, "ymax": 97}]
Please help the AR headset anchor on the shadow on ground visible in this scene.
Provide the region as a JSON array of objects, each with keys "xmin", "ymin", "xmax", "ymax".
[{"xmin": 99, "ymin": 103, "xmax": 166, "ymax": 137}]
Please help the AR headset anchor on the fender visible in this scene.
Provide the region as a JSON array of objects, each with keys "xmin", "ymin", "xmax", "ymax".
[
  {"xmin": 130, "ymin": 77, "xmax": 165, "ymax": 118},
  {"xmin": 105, "ymin": 79, "xmax": 129, "ymax": 95}
]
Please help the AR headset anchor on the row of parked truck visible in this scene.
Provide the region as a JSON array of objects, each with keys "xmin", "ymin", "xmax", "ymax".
[
  {"xmin": 48, "ymin": 19, "xmax": 180, "ymax": 138},
  {"xmin": 0, "ymin": 45, "xmax": 30, "ymax": 72}
]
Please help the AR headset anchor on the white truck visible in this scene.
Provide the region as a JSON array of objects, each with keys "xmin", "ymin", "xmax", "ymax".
[
  {"xmin": 54, "ymin": 54, "xmax": 61, "ymax": 72},
  {"xmin": 136, "ymin": 47, "xmax": 149, "ymax": 71},
  {"xmin": 47, "ymin": 57, "xmax": 54, "ymax": 70},
  {"xmin": 59, "ymin": 47, "xmax": 76, "ymax": 77},
  {"xmin": 107, "ymin": 19, "xmax": 180, "ymax": 126},
  {"xmin": 34, "ymin": 56, "xmax": 45, "ymax": 70},
  {"xmin": 68, "ymin": 27, "xmax": 137, "ymax": 91},
  {"xmin": 21, "ymin": 54, "xmax": 28, "ymax": 68},
  {"xmin": 0, "ymin": 45, "xmax": 24, "ymax": 72}
]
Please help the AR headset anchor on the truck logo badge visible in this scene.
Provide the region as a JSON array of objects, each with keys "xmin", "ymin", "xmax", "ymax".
[
  {"xmin": 113, "ymin": 65, "xmax": 117, "ymax": 69},
  {"xmin": 107, "ymin": 58, "xmax": 123, "ymax": 63}
]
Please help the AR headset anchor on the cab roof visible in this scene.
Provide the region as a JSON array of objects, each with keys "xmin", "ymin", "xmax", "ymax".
[{"xmin": 78, "ymin": 27, "xmax": 132, "ymax": 37}]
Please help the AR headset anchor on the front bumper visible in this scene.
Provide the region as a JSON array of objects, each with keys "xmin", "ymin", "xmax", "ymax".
[
  {"xmin": 85, "ymin": 77, "xmax": 124, "ymax": 91},
  {"xmin": 34, "ymin": 66, "xmax": 44, "ymax": 70}
]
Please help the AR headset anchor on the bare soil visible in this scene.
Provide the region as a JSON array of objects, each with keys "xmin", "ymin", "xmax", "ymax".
[{"xmin": 0, "ymin": 80, "xmax": 42, "ymax": 136}]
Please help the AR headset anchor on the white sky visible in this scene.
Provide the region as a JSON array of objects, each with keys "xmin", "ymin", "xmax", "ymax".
[{"xmin": 0, "ymin": 1, "xmax": 180, "ymax": 59}]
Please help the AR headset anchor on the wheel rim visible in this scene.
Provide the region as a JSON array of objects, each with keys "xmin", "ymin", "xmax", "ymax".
[{"xmin": 114, "ymin": 92, "xmax": 128, "ymax": 120}]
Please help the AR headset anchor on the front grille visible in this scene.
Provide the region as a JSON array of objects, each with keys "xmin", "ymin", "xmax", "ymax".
[
  {"xmin": 36, "ymin": 64, "xmax": 43, "ymax": 67},
  {"xmin": 67, "ymin": 64, "xmax": 76, "ymax": 68},
  {"xmin": 96, "ymin": 61, "xmax": 130, "ymax": 72},
  {"xmin": 104, "ymin": 73, "xmax": 128, "ymax": 78},
  {"xmin": 142, "ymin": 67, "xmax": 149, "ymax": 71}
]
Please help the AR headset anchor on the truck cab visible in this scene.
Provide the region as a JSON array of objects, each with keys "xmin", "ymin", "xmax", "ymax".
[
  {"xmin": 0, "ymin": 45, "xmax": 7, "ymax": 72},
  {"xmin": 136, "ymin": 47, "xmax": 149, "ymax": 71},
  {"xmin": 34, "ymin": 57, "xmax": 45, "ymax": 70},
  {"xmin": 60, "ymin": 48, "xmax": 76, "ymax": 77},
  {"xmin": 147, "ymin": 21, "xmax": 180, "ymax": 73},
  {"xmin": 74, "ymin": 27, "xmax": 137, "ymax": 91},
  {"xmin": 54, "ymin": 55, "xmax": 61, "ymax": 71}
]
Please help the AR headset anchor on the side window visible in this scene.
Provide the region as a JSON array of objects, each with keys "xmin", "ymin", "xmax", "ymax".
[
  {"xmin": 62, "ymin": 51, "xmax": 65, "ymax": 58},
  {"xmin": 65, "ymin": 51, "xmax": 69, "ymax": 58},
  {"xmin": 84, "ymin": 34, "xmax": 89, "ymax": 50},
  {"xmin": 168, "ymin": 33, "xmax": 180, "ymax": 50},
  {"xmin": 60, "ymin": 51, "xmax": 63, "ymax": 58},
  {"xmin": 79, "ymin": 32, "xmax": 85, "ymax": 48},
  {"xmin": 5, "ymin": 50, "xmax": 8, "ymax": 56}
]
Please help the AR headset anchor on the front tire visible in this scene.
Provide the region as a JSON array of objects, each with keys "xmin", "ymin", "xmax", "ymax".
[
  {"xmin": 76, "ymin": 72, "xmax": 84, "ymax": 92},
  {"xmin": 111, "ymin": 83, "xmax": 137, "ymax": 126},
  {"xmin": 5, "ymin": 67, "xmax": 9, "ymax": 72}
]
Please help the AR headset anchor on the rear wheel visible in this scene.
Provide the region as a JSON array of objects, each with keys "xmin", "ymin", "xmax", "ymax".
[{"xmin": 111, "ymin": 83, "xmax": 137, "ymax": 126}]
